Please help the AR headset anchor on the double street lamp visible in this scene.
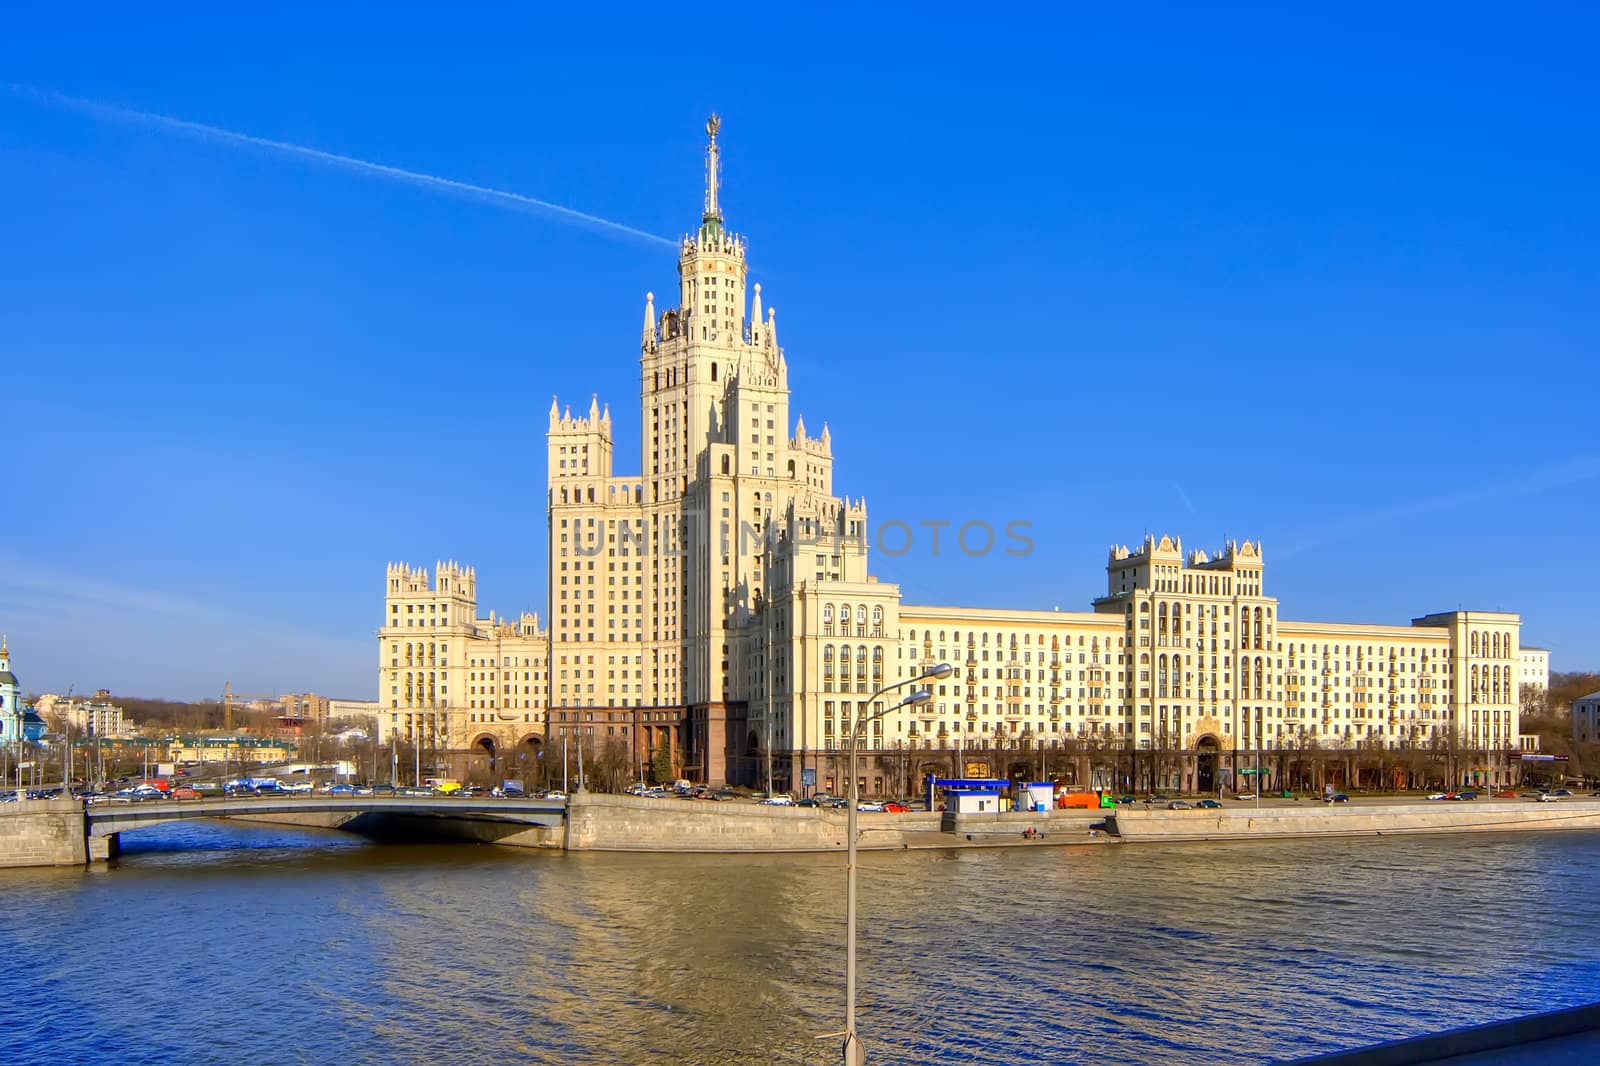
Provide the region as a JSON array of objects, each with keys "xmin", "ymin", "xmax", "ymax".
[{"xmin": 842, "ymin": 661, "xmax": 954, "ymax": 1066}]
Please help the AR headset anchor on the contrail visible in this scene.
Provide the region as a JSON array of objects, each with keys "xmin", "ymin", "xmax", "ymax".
[
  {"xmin": 8, "ymin": 84, "xmax": 676, "ymax": 248},
  {"xmin": 1277, "ymin": 455, "xmax": 1600, "ymax": 560}
]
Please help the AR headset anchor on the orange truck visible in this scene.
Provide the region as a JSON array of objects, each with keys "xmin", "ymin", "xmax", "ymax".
[{"xmin": 1056, "ymin": 791, "xmax": 1103, "ymax": 810}]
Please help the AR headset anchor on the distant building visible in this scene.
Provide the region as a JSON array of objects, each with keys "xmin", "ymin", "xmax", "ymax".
[
  {"xmin": 34, "ymin": 691, "xmax": 129, "ymax": 737},
  {"xmin": 327, "ymin": 699, "xmax": 380, "ymax": 724},
  {"xmin": 278, "ymin": 693, "xmax": 331, "ymax": 726},
  {"xmin": 1574, "ymin": 692, "xmax": 1600, "ymax": 745},
  {"xmin": 169, "ymin": 734, "xmax": 294, "ymax": 766},
  {"xmin": 1519, "ymin": 647, "xmax": 1550, "ymax": 698}
]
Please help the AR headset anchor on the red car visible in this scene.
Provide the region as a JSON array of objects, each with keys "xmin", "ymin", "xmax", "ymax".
[
  {"xmin": 171, "ymin": 786, "xmax": 201, "ymax": 800},
  {"xmin": 882, "ymin": 801, "xmax": 909, "ymax": 813}
]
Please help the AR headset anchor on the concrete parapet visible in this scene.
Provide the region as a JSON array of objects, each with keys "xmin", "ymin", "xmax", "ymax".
[
  {"xmin": 1111, "ymin": 800, "xmax": 1600, "ymax": 843},
  {"xmin": 0, "ymin": 798, "xmax": 88, "ymax": 867}
]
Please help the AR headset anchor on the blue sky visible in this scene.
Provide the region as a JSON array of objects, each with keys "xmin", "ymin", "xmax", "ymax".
[{"xmin": 3, "ymin": 5, "xmax": 1596, "ymax": 699}]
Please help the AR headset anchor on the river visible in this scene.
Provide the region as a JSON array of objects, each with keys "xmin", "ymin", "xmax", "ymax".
[{"xmin": 1, "ymin": 822, "xmax": 1597, "ymax": 1064}]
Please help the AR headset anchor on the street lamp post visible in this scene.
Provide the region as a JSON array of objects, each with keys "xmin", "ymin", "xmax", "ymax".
[{"xmin": 843, "ymin": 661, "xmax": 953, "ymax": 1066}]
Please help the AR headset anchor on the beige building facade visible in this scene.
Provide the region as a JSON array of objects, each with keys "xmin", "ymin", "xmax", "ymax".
[
  {"xmin": 378, "ymin": 561, "xmax": 548, "ymax": 781},
  {"xmin": 377, "ymin": 118, "xmax": 1535, "ymax": 793}
]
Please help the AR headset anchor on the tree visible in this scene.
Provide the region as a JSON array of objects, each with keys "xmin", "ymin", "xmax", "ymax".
[
  {"xmin": 650, "ymin": 739, "xmax": 674, "ymax": 784},
  {"xmin": 595, "ymin": 736, "xmax": 631, "ymax": 793}
]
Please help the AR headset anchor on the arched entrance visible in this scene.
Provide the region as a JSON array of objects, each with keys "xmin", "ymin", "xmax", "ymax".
[
  {"xmin": 513, "ymin": 734, "xmax": 543, "ymax": 789},
  {"xmin": 1195, "ymin": 735, "xmax": 1221, "ymax": 793},
  {"xmin": 470, "ymin": 735, "xmax": 498, "ymax": 786}
]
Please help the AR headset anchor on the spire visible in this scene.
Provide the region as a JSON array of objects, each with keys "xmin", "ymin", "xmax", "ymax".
[
  {"xmin": 794, "ymin": 412, "xmax": 806, "ymax": 441},
  {"xmin": 642, "ymin": 291, "xmax": 656, "ymax": 346},
  {"xmin": 548, "ymin": 396, "xmax": 560, "ymax": 429},
  {"xmin": 589, "ymin": 394, "xmax": 600, "ymax": 422},
  {"xmin": 704, "ymin": 113, "xmax": 722, "ymax": 221},
  {"xmin": 820, "ymin": 421, "xmax": 831, "ymax": 450},
  {"xmin": 750, "ymin": 282, "xmax": 762, "ymax": 343},
  {"xmin": 766, "ymin": 306, "xmax": 777, "ymax": 349}
]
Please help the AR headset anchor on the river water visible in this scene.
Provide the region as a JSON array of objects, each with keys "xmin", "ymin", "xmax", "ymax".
[{"xmin": 2, "ymin": 822, "xmax": 1598, "ymax": 1065}]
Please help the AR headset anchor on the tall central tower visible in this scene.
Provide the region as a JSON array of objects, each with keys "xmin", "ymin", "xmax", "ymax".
[{"xmin": 548, "ymin": 116, "xmax": 841, "ymax": 782}]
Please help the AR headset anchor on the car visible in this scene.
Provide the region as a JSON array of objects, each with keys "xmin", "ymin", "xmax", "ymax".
[
  {"xmin": 397, "ymin": 786, "xmax": 435, "ymax": 797},
  {"xmin": 796, "ymin": 797, "xmax": 820, "ymax": 807},
  {"xmin": 171, "ymin": 786, "xmax": 201, "ymax": 800},
  {"xmin": 1550, "ymin": 788, "xmax": 1575, "ymax": 798},
  {"xmin": 1426, "ymin": 792, "xmax": 1449, "ymax": 800},
  {"xmin": 1196, "ymin": 799, "xmax": 1222, "ymax": 809},
  {"xmin": 856, "ymin": 801, "xmax": 885, "ymax": 812},
  {"xmin": 883, "ymin": 802, "xmax": 910, "ymax": 813},
  {"xmin": 461, "ymin": 786, "xmax": 489, "ymax": 797},
  {"xmin": 1166, "ymin": 800, "xmax": 1192, "ymax": 810},
  {"xmin": 326, "ymin": 783, "xmax": 361, "ymax": 796},
  {"xmin": 369, "ymin": 783, "xmax": 396, "ymax": 796},
  {"xmin": 281, "ymin": 781, "xmax": 314, "ymax": 794},
  {"xmin": 545, "ymin": 790, "xmax": 568, "ymax": 801},
  {"xmin": 1235, "ymin": 792, "xmax": 1257, "ymax": 801},
  {"xmin": 1117, "ymin": 795, "xmax": 1137, "ymax": 806},
  {"xmin": 1448, "ymin": 791, "xmax": 1477, "ymax": 801},
  {"xmin": 759, "ymin": 794, "xmax": 795, "ymax": 806},
  {"xmin": 1537, "ymin": 792, "xmax": 1560, "ymax": 802},
  {"xmin": 1494, "ymin": 790, "xmax": 1518, "ymax": 798},
  {"xmin": 191, "ymin": 782, "xmax": 223, "ymax": 795},
  {"xmin": 1331, "ymin": 793, "xmax": 1350, "ymax": 803}
]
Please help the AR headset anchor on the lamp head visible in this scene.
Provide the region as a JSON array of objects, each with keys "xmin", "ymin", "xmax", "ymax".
[
  {"xmin": 925, "ymin": 662, "xmax": 955, "ymax": 680},
  {"xmin": 898, "ymin": 689, "xmax": 933, "ymax": 709}
]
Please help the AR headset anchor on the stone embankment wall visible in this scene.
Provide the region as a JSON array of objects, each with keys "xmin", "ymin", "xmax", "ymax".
[
  {"xmin": 0, "ymin": 799, "xmax": 87, "ymax": 867},
  {"xmin": 1112, "ymin": 801, "xmax": 1600, "ymax": 843},
  {"xmin": 565, "ymin": 793, "xmax": 930, "ymax": 852}
]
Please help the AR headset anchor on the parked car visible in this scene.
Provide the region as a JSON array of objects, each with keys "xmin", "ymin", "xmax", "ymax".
[
  {"xmin": 1196, "ymin": 799, "xmax": 1222, "ymax": 809},
  {"xmin": 1166, "ymin": 800, "xmax": 1192, "ymax": 810}
]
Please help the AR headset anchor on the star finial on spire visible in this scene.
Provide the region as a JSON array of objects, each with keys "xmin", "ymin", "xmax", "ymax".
[{"xmin": 704, "ymin": 113, "xmax": 722, "ymax": 222}]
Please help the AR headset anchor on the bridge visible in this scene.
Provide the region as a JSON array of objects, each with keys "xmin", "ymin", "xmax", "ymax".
[{"xmin": 83, "ymin": 794, "xmax": 569, "ymax": 859}]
